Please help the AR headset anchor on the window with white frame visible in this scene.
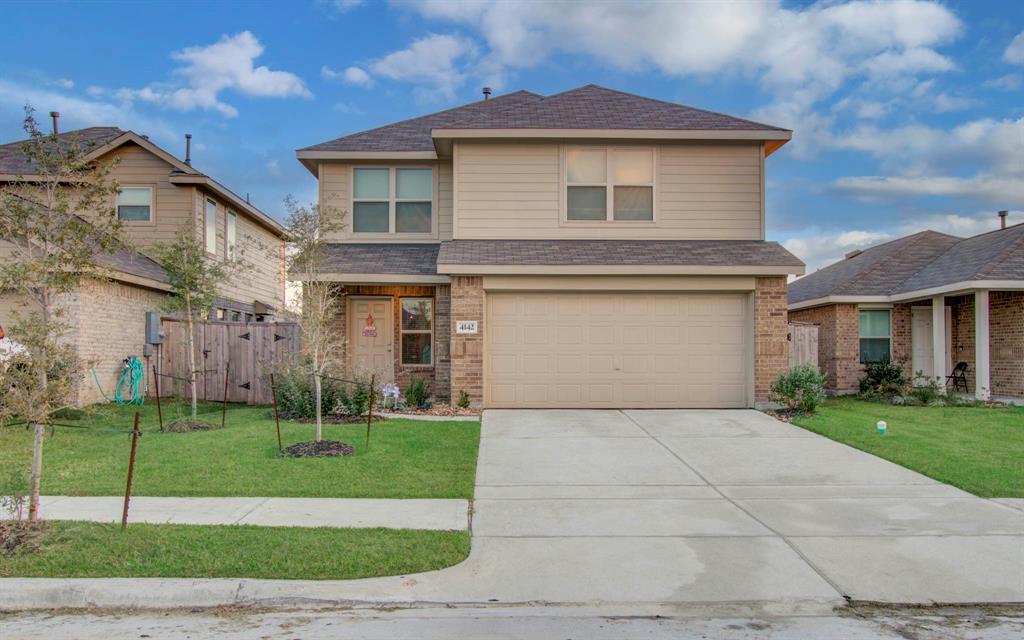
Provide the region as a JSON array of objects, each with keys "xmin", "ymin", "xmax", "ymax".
[
  {"xmin": 205, "ymin": 198, "xmax": 217, "ymax": 254},
  {"xmin": 859, "ymin": 309, "xmax": 891, "ymax": 364},
  {"xmin": 226, "ymin": 210, "xmax": 237, "ymax": 258},
  {"xmin": 566, "ymin": 147, "xmax": 654, "ymax": 221},
  {"xmin": 352, "ymin": 167, "xmax": 433, "ymax": 233},
  {"xmin": 400, "ymin": 298, "xmax": 433, "ymax": 366},
  {"xmin": 117, "ymin": 187, "xmax": 152, "ymax": 222}
]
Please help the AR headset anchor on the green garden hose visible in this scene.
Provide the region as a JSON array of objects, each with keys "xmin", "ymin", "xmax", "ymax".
[{"xmin": 92, "ymin": 356, "xmax": 145, "ymax": 405}]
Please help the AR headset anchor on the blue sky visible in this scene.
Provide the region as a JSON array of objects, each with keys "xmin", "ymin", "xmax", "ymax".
[{"xmin": 1, "ymin": 0, "xmax": 1021, "ymax": 271}]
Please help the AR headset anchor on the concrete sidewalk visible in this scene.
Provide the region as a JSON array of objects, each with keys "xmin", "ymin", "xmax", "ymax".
[{"xmin": 4, "ymin": 496, "xmax": 469, "ymax": 531}]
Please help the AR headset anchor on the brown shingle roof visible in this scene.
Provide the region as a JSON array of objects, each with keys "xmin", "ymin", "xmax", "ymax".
[
  {"xmin": 788, "ymin": 225, "xmax": 1024, "ymax": 305},
  {"xmin": 300, "ymin": 85, "xmax": 787, "ymax": 153},
  {"xmin": 300, "ymin": 91, "xmax": 543, "ymax": 153},
  {"xmin": 0, "ymin": 127, "xmax": 123, "ymax": 174},
  {"xmin": 445, "ymin": 84, "xmax": 789, "ymax": 132},
  {"xmin": 437, "ymin": 239, "xmax": 803, "ymax": 267},
  {"xmin": 322, "ymin": 243, "xmax": 440, "ymax": 275}
]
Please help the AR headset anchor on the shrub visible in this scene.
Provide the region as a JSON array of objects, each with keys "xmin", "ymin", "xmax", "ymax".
[
  {"xmin": 457, "ymin": 389, "xmax": 471, "ymax": 409},
  {"xmin": 908, "ymin": 371, "xmax": 944, "ymax": 405},
  {"xmin": 404, "ymin": 376, "xmax": 430, "ymax": 409},
  {"xmin": 771, "ymin": 365, "xmax": 827, "ymax": 414},
  {"xmin": 859, "ymin": 360, "xmax": 909, "ymax": 397},
  {"xmin": 0, "ymin": 468, "xmax": 29, "ymax": 522},
  {"xmin": 269, "ymin": 357, "xmax": 348, "ymax": 419}
]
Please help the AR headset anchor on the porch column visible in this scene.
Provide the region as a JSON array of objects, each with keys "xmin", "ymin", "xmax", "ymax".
[
  {"xmin": 932, "ymin": 295, "xmax": 946, "ymax": 393},
  {"xmin": 975, "ymin": 289, "xmax": 991, "ymax": 400}
]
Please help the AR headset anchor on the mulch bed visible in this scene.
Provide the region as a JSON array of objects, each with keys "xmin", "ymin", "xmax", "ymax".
[
  {"xmin": 317, "ymin": 414, "xmax": 386, "ymax": 425},
  {"xmin": 0, "ymin": 520, "xmax": 45, "ymax": 556},
  {"xmin": 280, "ymin": 440, "xmax": 355, "ymax": 458},
  {"xmin": 161, "ymin": 418, "xmax": 223, "ymax": 433},
  {"xmin": 761, "ymin": 408, "xmax": 801, "ymax": 423},
  {"xmin": 382, "ymin": 403, "xmax": 479, "ymax": 417}
]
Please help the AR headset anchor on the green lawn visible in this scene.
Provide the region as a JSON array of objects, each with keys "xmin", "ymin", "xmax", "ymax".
[
  {"xmin": 0, "ymin": 521, "xmax": 470, "ymax": 579},
  {"xmin": 791, "ymin": 397, "xmax": 1024, "ymax": 498},
  {"xmin": 0, "ymin": 400, "xmax": 480, "ymax": 499}
]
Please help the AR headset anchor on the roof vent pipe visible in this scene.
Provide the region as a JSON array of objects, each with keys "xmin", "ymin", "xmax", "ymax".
[
  {"xmin": 482, "ymin": 87, "xmax": 492, "ymax": 100},
  {"xmin": 184, "ymin": 133, "xmax": 192, "ymax": 166},
  {"xmin": 49, "ymin": 111, "xmax": 59, "ymax": 136},
  {"xmin": 998, "ymin": 210, "xmax": 1008, "ymax": 229}
]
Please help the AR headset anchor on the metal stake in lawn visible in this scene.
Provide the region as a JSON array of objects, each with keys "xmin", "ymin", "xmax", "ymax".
[
  {"xmin": 152, "ymin": 364, "xmax": 163, "ymax": 430},
  {"xmin": 366, "ymin": 373, "xmax": 376, "ymax": 452},
  {"xmin": 121, "ymin": 412, "xmax": 141, "ymax": 530},
  {"xmin": 222, "ymin": 361, "xmax": 230, "ymax": 429},
  {"xmin": 270, "ymin": 372, "xmax": 282, "ymax": 450}
]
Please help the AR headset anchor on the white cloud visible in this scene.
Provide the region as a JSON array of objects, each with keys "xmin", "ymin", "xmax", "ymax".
[
  {"xmin": 321, "ymin": 65, "xmax": 373, "ymax": 87},
  {"xmin": 85, "ymin": 85, "xmax": 106, "ymax": 97},
  {"xmin": 1005, "ymin": 30, "xmax": 1024, "ymax": 64},
  {"xmin": 833, "ymin": 176, "xmax": 1024, "ymax": 203},
  {"xmin": 116, "ymin": 31, "xmax": 310, "ymax": 118},
  {"xmin": 784, "ymin": 230, "xmax": 893, "ymax": 274},
  {"xmin": 367, "ymin": 34, "xmax": 477, "ymax": 102},
  {"xmin": 329, "ymin": 0, "xmax": 364, "ymax": 12},
  {"xmin": 266, "ymin": 159, "xmax": 280, "ymax": 176},
  {"xmin": 53, "ymin": 78, "xmax": 74, "ymax": 89},
  {"xmin": 984, "ymin": 73, "xmax": 1022, "ymax": 91},
  {"xmin": 332, "ymin": 101, "xmax": 364, "ymax": 115}
]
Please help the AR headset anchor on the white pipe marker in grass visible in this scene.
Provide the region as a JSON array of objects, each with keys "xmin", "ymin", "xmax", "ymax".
[{"xmin": 876, "ymin": 420, "xmax": 887, "ymax": 435}]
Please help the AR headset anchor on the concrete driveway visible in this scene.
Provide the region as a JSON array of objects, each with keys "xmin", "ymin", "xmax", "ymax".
[{"xmin": 6, "ymin": 409, "xmax": 1021, "ymax": 611}]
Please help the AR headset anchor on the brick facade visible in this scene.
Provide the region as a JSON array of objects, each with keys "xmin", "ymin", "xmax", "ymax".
[
  {"xmin": 753, "ymin": 276, "xmax": 790, "ymax": 405},
  {"xmin": 991, "ymin": 291, "xmax": 1024, "ymax": 399},
  {"xmin": 330, "ymin": 284, "xmax": 452, "ymax": 401},
  {"xmin": 788, "ymin": 302, "xmax": 860, "ymax": 393},
  {"xmin": 449, "ymin": 276, "xmax": 484, "ymax": 407}
]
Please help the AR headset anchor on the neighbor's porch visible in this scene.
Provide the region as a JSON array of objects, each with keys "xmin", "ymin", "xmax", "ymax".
[{"xmin": 891, "ymin": 290, "xmax": 1023, "ymax": 401}]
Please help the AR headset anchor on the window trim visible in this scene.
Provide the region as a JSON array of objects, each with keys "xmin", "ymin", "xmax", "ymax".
[
  {"xmin": 399, "ymin": 297, "xmax": 434, "ymax": 367},
  {"xmin": 116, "ymin": 185, "xmax": 155, "ymax": 224},
  {"xmin": 562, "ymin": 145, "xmax": 657, "ymax": 225},
  {"xmin": 204, "ymin": 197, "xmax": 218, "ymax": 256},
  {"xmin": 225, "ymin": 209, "xmax": 237, "ymax": 259},
  {"xmin": 351, "ymin": 165, "xmax": 437, "ymax": 237},
  {"xmin": 858, "ymin": 308, "xmax": 892, "ymax": 364}
]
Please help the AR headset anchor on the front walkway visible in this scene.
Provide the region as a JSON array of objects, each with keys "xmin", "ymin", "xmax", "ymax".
[
  {"xmin": 2, "ymin": 409, "xmax": 1022, "ymax": 610},
  {"xmin": 4, "ymin": 496, "xmax": 468, "ymax": 531}
]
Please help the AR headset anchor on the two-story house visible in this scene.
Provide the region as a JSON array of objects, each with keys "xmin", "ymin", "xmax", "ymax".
[
  {"xmin": 0, "ymin": 119, "xmax": 288, "ymax": 404},
  {"xmin": 296, "ymin": 85, "xmax": 804, "ymax": 408}
]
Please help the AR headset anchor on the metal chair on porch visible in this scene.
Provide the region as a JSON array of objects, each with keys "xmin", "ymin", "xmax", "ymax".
[{"xmin": 946, "ymin": 361, "xmax": 969, "ymax": 393}]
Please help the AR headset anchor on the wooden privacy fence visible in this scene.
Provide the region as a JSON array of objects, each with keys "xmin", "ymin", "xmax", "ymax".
[
  {"xmin": 788, "ymin": 321, "xmax": 819, "ymax": 369},
  {"xmin": 155, "ymin": 319, "xmax": 300, "ymax": 405}
]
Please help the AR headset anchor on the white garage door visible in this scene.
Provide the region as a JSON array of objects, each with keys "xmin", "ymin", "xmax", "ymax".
[{"xmin": 486, "ymin": 292, "xmax": 750, "ymax": 408}]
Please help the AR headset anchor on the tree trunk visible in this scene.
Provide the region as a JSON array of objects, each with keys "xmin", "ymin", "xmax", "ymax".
[
  {"xmin": 314, "ymin": 372, "xmax": 323, "ymax": 442},
  {"xmin": 27, "ymin": 421, "xmax": 44, "ymax": 521},
  {"xmin": 186, "ymin": 296, "xmax": 198, "ymax": 421}
]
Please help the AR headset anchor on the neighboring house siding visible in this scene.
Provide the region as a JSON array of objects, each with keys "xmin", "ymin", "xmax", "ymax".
[
  {"xmin": 192, "ymin": 190, "xmax": 285, "ymax": 311},
  {"xmin": 453, "ymin": 141, "xmax": 763, "ymax": 241},
  {"xmin": 317, "ymin": 161, "xmax": 454, "ymax": 243},
  {"xmin": 788, "ymin": 303, "xmax": 861, "ymax": 393},
  {"xmin": 102, "ymin": 144, "xmax": 195, "ymax": 250}
]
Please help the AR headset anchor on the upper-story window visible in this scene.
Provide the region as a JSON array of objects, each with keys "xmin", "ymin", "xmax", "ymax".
[
  {"xmin": 352, "ymin": 167, "xmax": 433, "ymax": 234},
  {"xmin": 205, "ymin": 198, "xmax": 218, "ymax": 254},
  {"xmin": 226, "ymin": 210, "xmax": 237, "ymax": 258},
  {"xmin": 565, "ymin": 147, "xmax": 654, "ymax": 222},
  {"xmin": 117, "ymin": 187, "xmax": 152, "ymax": 222}
]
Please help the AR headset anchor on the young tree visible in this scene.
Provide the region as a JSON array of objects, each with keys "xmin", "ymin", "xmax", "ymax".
[
  {"xmin": 150, "ymin": 226, "xmax": 241, "ymax": 424},
  {"xmin": 283, "ymin": 195, "xmax": 345, "ymax": 442},
  {"xmin": 0, "ymin": 107, "xmax": 124, "ymax": 520}
]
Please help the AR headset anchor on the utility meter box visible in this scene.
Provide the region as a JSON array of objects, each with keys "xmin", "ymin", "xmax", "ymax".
[{"xmin": 145, "ymin": 311, "xmax": 162, "ymax": 344}]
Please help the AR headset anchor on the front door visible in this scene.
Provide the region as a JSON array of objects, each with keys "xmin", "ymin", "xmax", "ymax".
[
  {"xmin": 911, "ymin": 306, "xmax": 953, "ymax": 382},
  {"xmin": 350, "ymin": 298, "xmax": 394, "ymax": 382}
]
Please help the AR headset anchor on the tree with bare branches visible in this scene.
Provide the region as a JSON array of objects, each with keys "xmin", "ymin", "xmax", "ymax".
[{"xmin": 0, "ymin": 107, "xmax": 125, "ymax": 520}]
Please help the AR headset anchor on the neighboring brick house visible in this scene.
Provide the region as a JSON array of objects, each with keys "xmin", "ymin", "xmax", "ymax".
[
  {"xmin": 788, "ymin": 221, "xmax": 1024, "ymax": 401},
  {"xmin": 296, "ymin": 85, "xmax": 804, "ymax": 408},
  {"xmin": 0, "ymin": 120, "xmax": 288, "ymax": 405}
]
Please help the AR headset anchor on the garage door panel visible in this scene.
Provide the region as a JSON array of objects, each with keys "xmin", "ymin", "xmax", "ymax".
[{"xmin": 486, "ymin": 292, "xmax": 750, "ymax": 408}]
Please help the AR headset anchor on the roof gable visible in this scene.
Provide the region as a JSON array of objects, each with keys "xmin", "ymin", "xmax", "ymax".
[
  {"xmin": 0, "ymin": 127, "xmax": 123, "ymax": 175},
  {"xmin": 895, "ymin": 223, "xmax": 1024, "ymax": 293}
]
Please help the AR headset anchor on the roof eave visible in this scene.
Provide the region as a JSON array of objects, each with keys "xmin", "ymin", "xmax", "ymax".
[
  {"xmin": 168, "ymin": 174, "xmax": 286, "ymax": 237},
  {"xmin": 437, "ymin": 264, "xmax": 805, "ymax": 276},
  {"xmin": 431, "ymin": 128, "xmax": 792, "ymax": 141},
  {"xmin": 788, "ymin": 279, "xmax": 1024, "ymax": 309}
]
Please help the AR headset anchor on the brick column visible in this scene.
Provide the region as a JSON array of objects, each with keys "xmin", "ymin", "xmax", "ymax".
[
  {"xmin": 450, "ymin": 276, "xmax": 484, "ymax": 406},
  {"xmin": 754, "ymin": 276, "xmax": 789, "ymax": 405}
]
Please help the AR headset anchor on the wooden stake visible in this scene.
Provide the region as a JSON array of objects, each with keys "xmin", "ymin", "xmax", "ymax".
[
  {"xmin": 222, "ymin": 361, "xmax": 230, "ymax": 429},
  {"xmin": 270, "ymin": 372, "xmax": 282, "ymax": 450},
  {"xmin": 152, "ymin": 364, "xmax": 163, "ymax": 431},
  {"xmin": 122, "ymin": 412, "xmax": 141, "ymax": 529},
  {"xmin": 366, "ymin": 373, "xmax": 376, "ymax": 452}
]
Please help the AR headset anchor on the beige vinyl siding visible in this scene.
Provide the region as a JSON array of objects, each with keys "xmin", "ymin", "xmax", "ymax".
[
  {"xmin": 318, "ymin": 161, "xmax": 453, "ymax": 242},
  {"xmin": 454, "ymin": 141, "xmax": 763, "ymax": 240}
]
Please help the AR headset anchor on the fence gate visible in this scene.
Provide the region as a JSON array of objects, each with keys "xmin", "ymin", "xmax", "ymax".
[
  {"xmin": 156, "ymin": 319, "xmax": 300, "ymax": 405},
  {"xmin": 788, "ymin": 321, "xmax": 819, "ymax": 369}
]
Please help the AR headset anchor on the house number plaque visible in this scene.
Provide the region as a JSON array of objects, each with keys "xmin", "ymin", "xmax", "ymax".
[{"xmin": 456, "ymin": 320, "xmax": 478, "ymax": 334}]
